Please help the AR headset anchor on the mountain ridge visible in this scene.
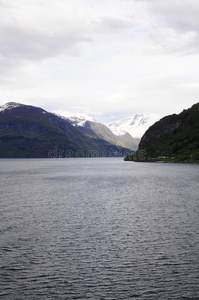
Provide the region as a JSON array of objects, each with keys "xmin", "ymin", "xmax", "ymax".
[
  {"xmin": 108, "ymin": 113, "xmax": 162, "ymax": 139},
  {"xmin": 53, "ymin": 111, "xmax": 163, "ymax": 149},
  {"xmin": 59, "ymin": 112, "xmax": 139, "ymax": 150},
  {"xmin": 0, "ymin": 102, "xmax": 132, "ymax": 158}
]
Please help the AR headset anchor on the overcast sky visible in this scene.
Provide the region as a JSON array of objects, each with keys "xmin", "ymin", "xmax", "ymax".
[{"xmin": 0, "ymin": 0, "xmax": 198, "ymax": 123}]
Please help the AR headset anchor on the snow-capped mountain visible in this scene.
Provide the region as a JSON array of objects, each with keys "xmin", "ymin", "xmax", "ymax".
[
  {"xmin": 54, "ymin": 110, "xmax": 139, "ymax": 150},
  {"xmin": 108, "ymin": 113, "xmax": 163, "ymax": 139},
  {"xmin": 55, "ymin": 111, "xmax": 162, "ymax": 148},
  {"xmin": 0, "ymin": 102, "xmax": 25, "ymax": 112},
  {"xmin": 0, "ymin": 102, "xmax": 133, "ymax": 158},
  {"xmin": 55, "ymin": 110, "xmax": 96, "ymax": 127},
  {"xmin": 0, "ymin": 102, "xmax": 48, "ymax": 115},
  {"xmin": 0, "ymin": 103, "xmax": 162, "ymax": 150}
]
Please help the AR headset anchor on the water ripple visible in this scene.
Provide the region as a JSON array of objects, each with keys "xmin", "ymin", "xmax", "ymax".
[{"xmin": 0, "ymin": 158, "xmax": 199, "ymax": 299}]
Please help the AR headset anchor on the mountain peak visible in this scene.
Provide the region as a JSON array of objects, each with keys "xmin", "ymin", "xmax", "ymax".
[
  {"xmin": 108, "ymin": 113, "xmax": 162, "ymax": 138},
  {"xmin": 0, "ymin": 102, "xmax": 24, "ymax": 112},
  {"xmin": 54, "ymin": 111, "xmax": 96, "ymax": 127},
  {"xmin": 52, "ymin": 110, "xmax": 138, "ymax": 150}
]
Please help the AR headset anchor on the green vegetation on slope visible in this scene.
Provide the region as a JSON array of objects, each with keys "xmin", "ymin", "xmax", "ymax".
[{"xmin": 124, "ymin": 103, "xmax": 199, "ymax": 163}]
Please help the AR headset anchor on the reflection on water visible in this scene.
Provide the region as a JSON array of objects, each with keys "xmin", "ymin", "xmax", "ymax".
[{"xmin": 0, "ymin": 158, "xmax": 199, "ymax": 299}]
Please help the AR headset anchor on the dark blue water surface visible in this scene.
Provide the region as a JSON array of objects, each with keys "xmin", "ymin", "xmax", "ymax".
[{"xmin": 0, "ymin": 158, "xmax": 199, "ymax": 299}]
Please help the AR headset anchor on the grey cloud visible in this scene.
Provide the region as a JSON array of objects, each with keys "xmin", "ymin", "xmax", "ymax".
[
  {"xmin": 147, "ymin": 0, "xmax": 199, "ymax": 33},
  {"xmin": 123, "ymin": 0, "xmax": 199, "ymax": 34},
  {"xmin": 0, "ymin": 25, "xmax": 92, "ymax": 61},
  {"xmin": 141, "ymin": 0, "xmax": 199, "ymax": 54},
  {"xmin": 100, "ymin": 17, "xmax": 133, "ymax": 32},
  {"xmin": 0, "ymin": 7, "xmax": 133, "ymax": 67},
  {"xmin": 0, "ymin": 17, "xmax": 93, "ymax": 82}
]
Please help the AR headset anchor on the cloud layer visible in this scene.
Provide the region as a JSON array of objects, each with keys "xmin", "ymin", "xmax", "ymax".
[{"xmin": 0, "ymin": 0, "xmax": 198, "ymax": 122}]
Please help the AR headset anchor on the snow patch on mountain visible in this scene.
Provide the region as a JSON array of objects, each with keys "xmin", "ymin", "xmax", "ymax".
[
  {"xmin": 54, "ymin": 110, "xmax": 96, "ymax": 127},
  {"xmin": 108, "ymin": 113, "xmax": 163, "ymax": 139},
  {"xmin": 0, "ymin": 102, "xmax": 24, "ymax": 112}
]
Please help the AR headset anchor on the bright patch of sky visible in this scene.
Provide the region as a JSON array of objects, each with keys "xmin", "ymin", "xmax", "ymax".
[{"xmin": 0, "ymin": 0, "xmax": 198, "ymax": 123}]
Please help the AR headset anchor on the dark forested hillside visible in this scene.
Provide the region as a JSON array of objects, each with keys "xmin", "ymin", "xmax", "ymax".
[{"xmin": 125, "ymin": 103, "xmax": 199, "ymax": 163}]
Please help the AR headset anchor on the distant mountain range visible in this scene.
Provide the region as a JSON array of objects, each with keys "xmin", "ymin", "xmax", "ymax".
[
  {"xmin": 58, "ymin": 111, "xmax": 139, "ymax": 150},
  {"xmin": 125, "ymin": 102, "xmax": 199, "ymax": 163},
  {"xmin": 0, "ymin": 102, "xmax": 133, "ymax": 158},
  {"xmin": 59, "ymin": 111, "xmax": 162, "ymax": 140},
  {"xmin": 108, "ymin": 113, "xmax": 162, "ymax": 139},
  {"xmin": 0, "ymin": 102, "xmax": 170, "ymax": 158}
]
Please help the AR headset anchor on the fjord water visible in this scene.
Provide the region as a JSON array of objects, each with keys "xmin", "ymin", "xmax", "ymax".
[{"xmin": 0, "ymin": 158, "xmax": 198, "ymax": 300}]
